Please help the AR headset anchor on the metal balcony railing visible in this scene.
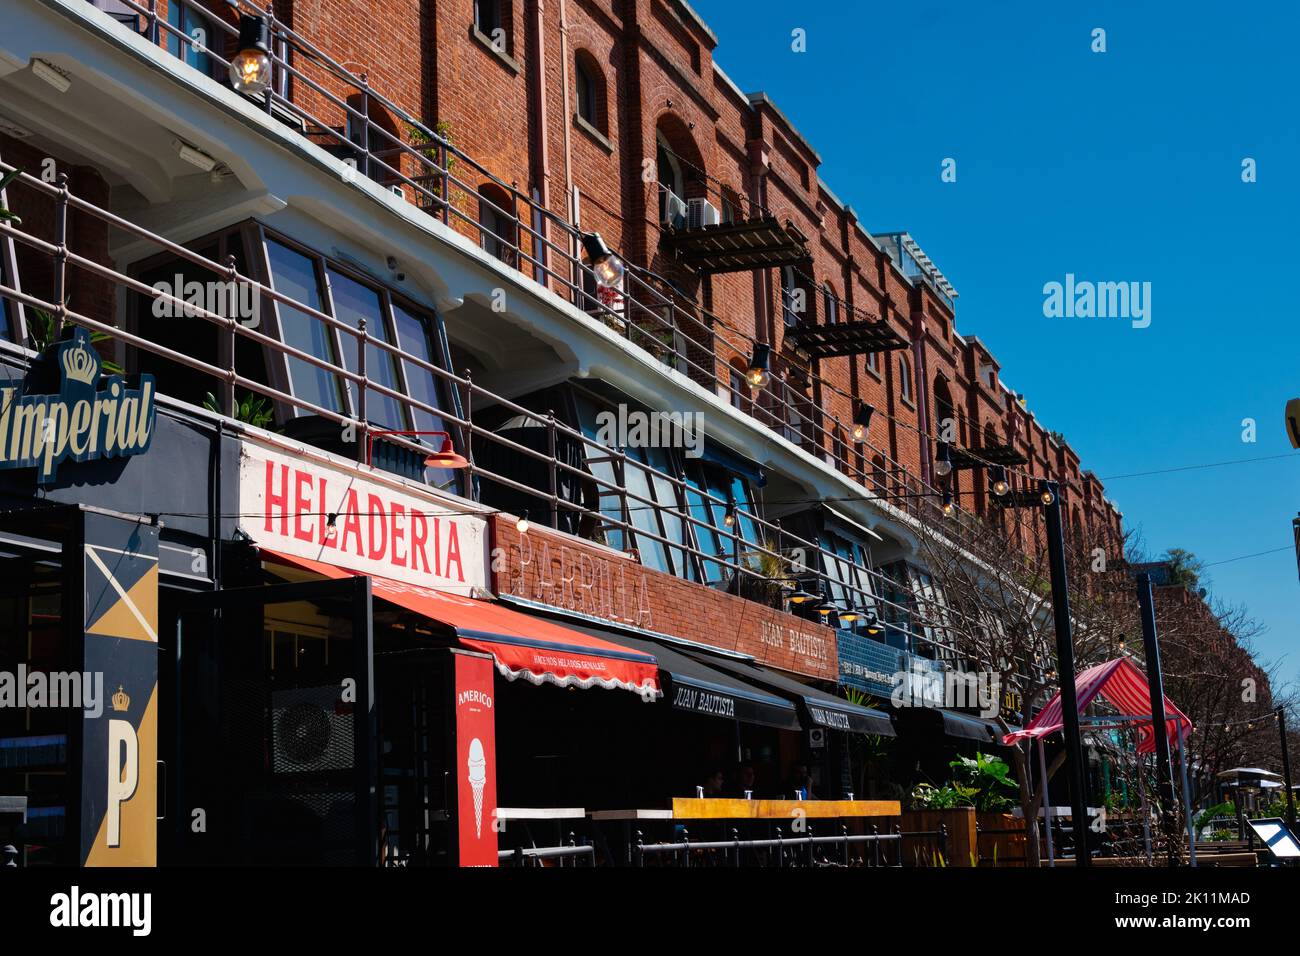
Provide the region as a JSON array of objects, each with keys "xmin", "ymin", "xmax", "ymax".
[
  {"xmin": 0, "ymin": 161, "xmax": 1031, "ymax": 678},
  {"xmin": 65, "ymin": 0, "xmax": 1025, "ymax": 569}
]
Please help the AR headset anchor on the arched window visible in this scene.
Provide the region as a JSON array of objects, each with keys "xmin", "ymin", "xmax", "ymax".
[
  {"xmin": 477, "ymin": 182, "xmax": 518, "ymax": 267},
  {"xmin": 934, "ymin": 376, "xmax": 955, "ymax": 442},
  {"xmin": 781, "ymin": 266, "xmax": 810, "ymax": 328},
  {"xmin": 656, "ymin": 131, "xmax": 685, "ymax": 224},
  {"xmin": 822, "ymin": 283, "xmax": 839, "ymax": 325},
  {"xmin": 574, "ymin": 51, "xmax": 606, "ymax": 133},
  {"xmin": 898, "ymin": 354, "xmax": 913, "ymax": 404}
]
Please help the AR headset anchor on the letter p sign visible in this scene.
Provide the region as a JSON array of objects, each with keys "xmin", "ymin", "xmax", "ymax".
[{"xmin": 107, "ymin": 718, "xmax": 139, "ymax": 848}]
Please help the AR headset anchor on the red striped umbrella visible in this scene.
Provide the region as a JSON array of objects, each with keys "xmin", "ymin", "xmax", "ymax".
[{"xmin": 1003, "ymin": 658, "xmax": 1192, "ymax": 754}]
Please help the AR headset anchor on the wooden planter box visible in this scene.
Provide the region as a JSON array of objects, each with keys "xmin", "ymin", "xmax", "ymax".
[
  {"xmin": 977, "ymin": 812, "xmax": 1028, "ymax": 867},
  {"xmin": 901, "ymin": 808, "xmax": 977, "ymax": 867}
]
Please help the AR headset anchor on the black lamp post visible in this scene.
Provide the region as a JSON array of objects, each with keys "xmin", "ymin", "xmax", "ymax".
[
  {"xmin": 1278, "ymin": 706, "xmax": 1296, "ymax": 829},
  {"xmin": 999, "ymin": 478, "xmax": 1090, "ymax": 866},
  {"xmin": 1136, "ymin": 571, "xmax": 1178, "ymax": 865}
]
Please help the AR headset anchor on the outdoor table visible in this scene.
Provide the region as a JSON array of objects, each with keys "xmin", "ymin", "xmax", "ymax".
[
  {"xmin": 590, "ymin": 809, "xmax": 677, "ymax": 864},
  {"xmin": 495, "ymin": 807, "xmax": 587, "ymax": 857},
  {"xmin": 670, "ymin": 798, "xmax": 900, "ymax": 819}
]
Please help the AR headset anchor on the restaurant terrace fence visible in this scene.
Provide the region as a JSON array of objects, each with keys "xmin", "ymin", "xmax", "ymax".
[
  {"xmin": 67, "ymin": 0, "xmax": 1039, "ymax": 567},
  {"xmin": 632, "ymin": 824, "xmax": 941, "ymax": 868},
  {"xmin": 0, "ymin": 160, "xmax": 1035, "ymax": 679}
]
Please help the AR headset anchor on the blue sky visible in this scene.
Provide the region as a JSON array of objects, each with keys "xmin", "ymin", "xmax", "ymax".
[{"xmin": 692, "ymin": 0, "xmax": 1299, "ymax": 687}]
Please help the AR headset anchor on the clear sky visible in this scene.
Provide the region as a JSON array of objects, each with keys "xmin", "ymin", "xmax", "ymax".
[{"xmin": 691, "ymin": 0, "xmax": 1299, "ymax": 687}]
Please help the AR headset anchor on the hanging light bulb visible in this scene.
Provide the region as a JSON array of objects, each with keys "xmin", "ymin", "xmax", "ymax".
[
  {"xmin": 580, "ymin": 231, "xmax": 625, "ymax": 287},
  {"xmin": 864, "ymin": 613, "xmax": 882, "ymax": 636},
  {"xmin": 516, "ymin": 511, "xmax": 530, "ymax": 534},
  {"xmin": 723, "ymin": 503, "xmax": 736, "ymax": 528},
  {"xmin": 851, "ymin": 403, "xmax": 874, "ymax": 443},
  {"xmin": 941, "ymin": 491, "xmax": 954, "ymax": 516},
  {"xmin": 990, "ymin": 465, "xmax": 1009, "ymax": 497},
  {"xmin": 1039, "ymin": 487, "xmax": 1055, "ymax": 506},
  {"xmin": 934, "ymin": 441, "xmax": 953, "ymax": 478},
  {"xmin": 229, "ymin": 15, "xmax": 273, "ymax": 96},
  {"xmin": 746, "ymin": 343, "xmax": 771, "ymax": 389}
]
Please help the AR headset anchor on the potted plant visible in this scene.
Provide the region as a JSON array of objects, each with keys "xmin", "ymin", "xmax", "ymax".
[
  {"xmin": 902, "ymin": 782, "xmax": 977, "ymax": 867},
  {"xmin": 951, "ymin": 752, "xmax": 1024, "ymax": 866}
]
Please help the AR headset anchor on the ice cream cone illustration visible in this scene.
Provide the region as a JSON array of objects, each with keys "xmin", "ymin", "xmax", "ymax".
[{"xmin": 467, "ymin": 738, "xmax": 487, "ymax": 838}]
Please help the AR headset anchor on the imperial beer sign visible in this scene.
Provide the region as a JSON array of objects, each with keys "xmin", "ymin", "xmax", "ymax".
[{"xmin": 0, "ymin": 329, "xmax": 155, "ymax": 483}]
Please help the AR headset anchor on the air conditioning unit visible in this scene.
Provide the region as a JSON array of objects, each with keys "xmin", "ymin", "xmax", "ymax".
[
  {"xmin": 270, "ymin": 685, "xmax": 355, "ymax": 774},
  {"xmin": 687, "ymin": 198, "xmax": 720, "ymax": 229},
  {"xmin": 661, "ymin": 190, "xmax": 687, "ymax": 229}
]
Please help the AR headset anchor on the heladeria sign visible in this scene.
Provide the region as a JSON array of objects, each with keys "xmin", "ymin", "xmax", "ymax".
[
  {"xmin": 239, "ymin": 441, "xmax": 490, "ymax": 593},
  {"xmin": 0, "ymin": 328, "xmax": 155, "ymax": 483}
]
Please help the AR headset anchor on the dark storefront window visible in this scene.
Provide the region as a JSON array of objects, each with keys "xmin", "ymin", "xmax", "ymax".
[{"xmin": 819, "ymin": 531, "xmax": 879, "ymax": 626}]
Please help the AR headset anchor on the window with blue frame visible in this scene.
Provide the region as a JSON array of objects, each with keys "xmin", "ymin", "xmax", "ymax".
[
  {"xmin": 879, "ymin": 560, "xmax": 959, "ymax": 661},
  {"xmin": 572, "ymin": 394, "xmax": 759, "ymax": 585},
  {"xmin": 819, "ymin": 531, "xmax": 878, "ymax": 620},
  {"xmin": 166, "ymin": 2, "xmax": 218, "ymax": 77}
]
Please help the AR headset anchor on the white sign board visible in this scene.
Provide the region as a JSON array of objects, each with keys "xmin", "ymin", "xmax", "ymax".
[{"xmin": 238, "ymin": 442, "xmax": 488, "ymax": 594}]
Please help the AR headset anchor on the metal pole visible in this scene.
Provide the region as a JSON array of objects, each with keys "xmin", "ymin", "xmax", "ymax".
[
  {"xmin": 1040, "ymin": 480, "xmax": 1089, "ymax": 866},
  {"xmin": 1037, "ymin": 737, "xmax": 1054, "ymax": 866},
  {"xmin": 1176, "ymin": 716, "xmax": 1196, "ymax": 867},
  {"xmin": 1136, "ymin": 572, "xmax": 1178, "ymax": 865},
  {"xmin": 1137, "ymin": 751, "xmax": 1152, "ymax": 863},
  {"xmin": 1279, "ymin": 706, "xmax": 1296, "ymax": 830}
]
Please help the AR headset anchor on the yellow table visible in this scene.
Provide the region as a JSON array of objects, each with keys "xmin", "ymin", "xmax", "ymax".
[{"xmin": 671, "ymin": 798, "xmax": 900, "ymax": 820}]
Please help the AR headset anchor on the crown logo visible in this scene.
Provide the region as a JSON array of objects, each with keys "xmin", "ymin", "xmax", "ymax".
[
  {"xmin": 61, "ymin": 337, "xmax": 100, "ymax": 386},
  {"xmin": 111, "ymin": 684, "xmax": 130, "ymax": 712}
]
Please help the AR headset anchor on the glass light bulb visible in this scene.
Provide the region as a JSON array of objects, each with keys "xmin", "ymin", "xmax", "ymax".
[
  {"xmin": 593, "ymin": 254, "xmax": 625, "ymax": 287},
  {"xmin": 992, "ymin": 479, "xmax": 1009, "ymax": 496},
  {"xmin": 516, "ymin": 515, "xmax": 530, "ymax": 534},
  {"xmin": 1040, "ymin": 490, "xmax": 1055, "ymax": 506},
  {"xmin": 747, "ymin": 368, "xmax": 768, "ymax": 388},
  {"xmin": 934, "ymin": 459, "xmax": 952, "ymax": 478},
  {"xmin": 229, "ymin": 49, "xmax": 272, "ymax": 95},
  {"xmin": 852, "ymin": 424, "xmax": 865, "ymax": 442}
]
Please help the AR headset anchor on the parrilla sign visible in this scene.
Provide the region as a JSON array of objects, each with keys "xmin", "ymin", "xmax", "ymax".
[{"xmin": 0, "ymin": 329, "xmax": 155, "ymax": 483}]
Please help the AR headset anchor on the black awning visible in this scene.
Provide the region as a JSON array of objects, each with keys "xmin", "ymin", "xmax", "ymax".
[
  {"xmin": 948, "ymin": 444, "xmax": 1029, "ymax": 470},
  {"xmin": 892, "ymin": 706, "xmax": 1003, "ymax": 744},
  {"xmin": 785, "ymin": 319, "xmax": 909, "ymax": 360},
  {"xmin": 688, "ymin": 653, "xmax": 896, "ymax": 737},
  {"xmin": 563, "ymin": 625, "xmax": 801, "ymax": 731},
  {"xmin": 660, "ymin": 217, "xmax": 810, "ymax": 274}
]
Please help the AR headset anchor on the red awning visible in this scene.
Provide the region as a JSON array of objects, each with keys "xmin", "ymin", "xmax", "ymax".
[{"xmin": 262, "ymin": 550, "xmax": 660, "ymax": 698}]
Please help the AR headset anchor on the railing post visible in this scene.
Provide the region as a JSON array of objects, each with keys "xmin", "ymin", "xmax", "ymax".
[
  {"xmin": 462, "ymin": 370, "xmax": 478, "ymax": 502},
  {"xmin": 264, "ymin": 1, "xmax": 277, "ymax": 115},
  {"xmin": 842, "ymin": 824, "xmax": 850, "ymax": 867},
  {"xmin": 938, "ymin": 822, "xmax": 948, "ymax": 864},
  {"xmin": 52, "ymin": 172, "xmax": 68, "ymax": 338},
  {"xmin": 358, "ymin": 73, "xmax": 371, "ymax": 181},
  {"xmin": 547, "ymin": 409, "xmax": 558, "ymax": 530},
  {"xmin": 355, "ymin": 316, "xmax": 368, "ymax": 464},
  {"xmin": 222, "ymin": 253, "xmax": 238, "ymax": 417},
  {"xmin": 438, "ymin": 140, "xmax": 450, "ymax": 224},
  {"xmin": 148, "ymin": 0, "xmax": 160, "ymax": 45},
  {"xmin": 732, "ymin": 827, "xmax": 741, "ymax": 867},
  {"xmin": 775, "ymin": 826, "xmax": 784, "ymax": 868},
  {"xmin": 681, "ymin": 827, "xmax": 689, "ymax": 869},
  {"xmin": 634, "ymin": 830, "xmax": 644, "ymax": 868}
]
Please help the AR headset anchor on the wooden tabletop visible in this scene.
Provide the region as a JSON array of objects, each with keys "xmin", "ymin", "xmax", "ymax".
[{"xmin": 671, "ymin": 798, "xmax": 901, "ymax": 820}]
